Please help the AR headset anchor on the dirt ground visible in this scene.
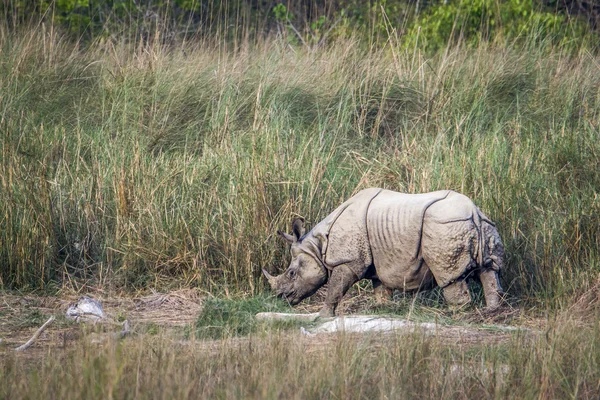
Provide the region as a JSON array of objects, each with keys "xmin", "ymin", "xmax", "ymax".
[
  {"xmin": 0, "ymin": 288, "xmax": 542, "ymax": 361},
  {"xmin": 0, "ymin": 290, "xmax": 195, "ymax": 358}
]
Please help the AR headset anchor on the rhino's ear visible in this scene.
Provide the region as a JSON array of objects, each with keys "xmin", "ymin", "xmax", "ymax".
[
  {"xmin": 292, "ymin": 218, "xmax": 305, "ymax": 241},
  {"xmin": 277, "ymin": 230, "xmax": 296, "ymax": 244}
]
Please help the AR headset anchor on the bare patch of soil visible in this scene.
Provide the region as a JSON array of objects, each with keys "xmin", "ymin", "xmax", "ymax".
[
  {"xmin": 0, "ymin": 289, "xmax": 203, "ymax": 356},
  {"xmin": 1, "ymin": 290, "xmax": 537, "ymax": 361}
]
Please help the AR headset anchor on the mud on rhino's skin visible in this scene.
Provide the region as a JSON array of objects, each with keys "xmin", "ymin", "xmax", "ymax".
[{"xmin": 263, "ymin": 188, "xmax": 505, "ymax": 317}]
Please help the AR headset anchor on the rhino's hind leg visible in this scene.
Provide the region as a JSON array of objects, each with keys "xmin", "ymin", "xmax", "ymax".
[
  {"xmin": 421, "ymin": 216, "xmax": 477, "ymax": 310},
  {"xmin": 373, "ymin": 278, "xmax": 393, "ymax": 304},
  {"xmin": 479, "ymin": 269, "xmax": 503, "ymax": 309},
  {"xmin": 443, "ymin": 280, "xmax": 471, "ymax": 308},
  {"xmin": 480, "ymin": 222, "xmax": 505, "ymax": 310}
]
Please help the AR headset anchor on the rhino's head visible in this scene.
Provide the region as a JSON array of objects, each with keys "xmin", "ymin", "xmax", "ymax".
[{"xmin": 262, "ymin": 218, "xmax": 328, "ymax": 305}]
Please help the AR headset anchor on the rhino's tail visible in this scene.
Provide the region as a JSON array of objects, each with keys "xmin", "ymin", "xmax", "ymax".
[
  {"xmin": 473, "ymin": 208, "xmax": 502, "ymax": 271},
  {"xmin": 472, "ymin": 208, "xmax": 485, "ymax": 268}
]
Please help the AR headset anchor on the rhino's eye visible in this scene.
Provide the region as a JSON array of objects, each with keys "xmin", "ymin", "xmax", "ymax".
[{"xmin": 288, "ymin": 269, "xmax": 296, "ymax": 279}]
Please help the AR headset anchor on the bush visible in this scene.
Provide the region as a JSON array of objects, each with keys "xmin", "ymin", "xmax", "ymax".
[{"xmin": 404, "ymin": 0, "xmax": 596, "ymax": 51}]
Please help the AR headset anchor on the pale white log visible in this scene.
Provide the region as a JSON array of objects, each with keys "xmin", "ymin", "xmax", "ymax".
[
  {"xmin": 255, "ymin": 312, "xmax": 320, "ymax": 321},
  {"xmin": 14, "ymin": 316, "xmax": 55, "ymax": 351}
]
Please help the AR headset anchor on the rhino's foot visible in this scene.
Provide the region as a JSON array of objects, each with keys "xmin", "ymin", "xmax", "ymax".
[
  {"xmin": 443, "ymin": 280, "xmax": 471, "ymax": 309},
  {"xmin": 484, "ymin": 302, "xmax": 502, "ymax": 312},
  {"xmin": 479, "ymin": 269, "xmax": 503, "ymax": 309},
  {"xmin": 375, "ymin": 287, "xmax": 393, "ymax": 304},
  {"xmin": 319, "ymin": 305, "xmax": 336, "ymax": 318},
  {"xmin": 373, "ymin": 278, "xmax": 393, "ymax": 304}
]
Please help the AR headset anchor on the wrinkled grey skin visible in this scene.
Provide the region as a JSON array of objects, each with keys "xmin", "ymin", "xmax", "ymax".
[
  {"xmin": 263, "ymin": 219, "xmax": 328, "ymax": 306},
  {"xmin": 264, "ymin": 188, "xmax": 505, "ymax": 317}
]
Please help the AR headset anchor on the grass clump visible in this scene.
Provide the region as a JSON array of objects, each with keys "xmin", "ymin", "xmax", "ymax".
[{"xmin": 195, "ymin": 295, "xmax": 299, "ymax": 339}]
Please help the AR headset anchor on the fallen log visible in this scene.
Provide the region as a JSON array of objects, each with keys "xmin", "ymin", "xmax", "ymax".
[
  {"xmin": 15, "ymin": 316, "xmax": 55, "ymax": 351},
  {"xmin": 255, "ymin": 312, "xmax": 320, "ymax": 321}
]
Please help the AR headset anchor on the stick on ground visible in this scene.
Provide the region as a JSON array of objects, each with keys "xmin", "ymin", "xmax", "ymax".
[{"xmin": 14, "ymin": 316, "xmax": 55, "ymax": 351}]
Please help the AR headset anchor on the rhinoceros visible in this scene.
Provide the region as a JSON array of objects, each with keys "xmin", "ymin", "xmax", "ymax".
[{"xmin": 263, "ymin": 188, "xmax": 504, "ymax": 317}]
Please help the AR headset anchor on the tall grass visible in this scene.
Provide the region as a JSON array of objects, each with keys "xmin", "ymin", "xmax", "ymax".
[{"xmin": 0, "ymin": 25, "xmax": 598, "ymax": 306}]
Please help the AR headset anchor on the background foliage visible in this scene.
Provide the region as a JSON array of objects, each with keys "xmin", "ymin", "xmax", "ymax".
[
  {"xmin": 1, "ymin": 1, "xmax": 598, "ymax": 49},
  {"xmin": 0, "ymin": 1, "xmax": 598, "ymax": 310}
]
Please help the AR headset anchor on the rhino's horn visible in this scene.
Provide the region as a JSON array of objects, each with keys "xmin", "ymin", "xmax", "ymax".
[{"xmin": 262, "ymin": 268, "xmax": 278, "ymax": 288}]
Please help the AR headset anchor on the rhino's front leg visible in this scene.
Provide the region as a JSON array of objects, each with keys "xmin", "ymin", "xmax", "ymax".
[
  {"xmin": 479, "ymin": 269, "xmax": 503, "ymax": 309},
  {"xmin": 319, "ymin": 264, "xmax": 360, "ymax": 318}
]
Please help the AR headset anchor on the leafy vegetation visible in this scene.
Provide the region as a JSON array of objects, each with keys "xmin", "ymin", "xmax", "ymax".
[
  {"xmin": 1, "ymin": 1, "xmax": 598, "ymax": 51},
  {"xmin": 404, "ymin": 0, "xmax": 596, "ymax": 51}
]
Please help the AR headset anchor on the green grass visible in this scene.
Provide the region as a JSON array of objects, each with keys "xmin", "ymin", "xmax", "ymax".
[
  {"xmin": 0, "ymin": 25, "xmax": 598, "ymax": 311},
  {"xmin": 195, "ymin": 295, "xmax": 300, "ymax": 339}
]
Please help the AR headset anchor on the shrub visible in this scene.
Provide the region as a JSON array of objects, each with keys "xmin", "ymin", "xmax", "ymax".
[{"xmin": 404, "ymin": 0, "xmax": 596, "ymax": 51}]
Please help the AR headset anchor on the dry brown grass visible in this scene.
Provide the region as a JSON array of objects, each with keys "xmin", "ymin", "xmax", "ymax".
[
  {"xmin": 4, "ymin": 289, "xmax": 600, "ymax": 399},
  {"xmin": 564, "ymin": 274, "xmax": 600, "ymax": 323},
  {"xmin": 1, "ymin": 302, "xmax": 597, "ymax": 399}
]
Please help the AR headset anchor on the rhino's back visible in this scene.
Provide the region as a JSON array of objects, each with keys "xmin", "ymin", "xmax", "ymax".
[{"xmin": 367, "ymin": 190, "xmax": 477, "ymax": 290}]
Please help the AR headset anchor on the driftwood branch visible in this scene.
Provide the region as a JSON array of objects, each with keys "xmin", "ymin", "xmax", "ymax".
[
  {"xmin": 255, "ymin": 312, "xmax": 320, "ymax": 321},
  {"xmin": 14, "ymin": 316, "xmax": 55, "ymax": 351}
]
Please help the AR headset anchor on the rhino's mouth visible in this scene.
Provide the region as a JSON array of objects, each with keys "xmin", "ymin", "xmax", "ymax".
[
  {"xmin": 285, "ymin": 296, "xmax": 301, "ymax": 306},
  {"xmin": 277, "ymin": 288, "xmax": 301, "ymax": 306},
  {"xmin": 277, "ymin": 282, "xmax": 324, "ymax": 306}
]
